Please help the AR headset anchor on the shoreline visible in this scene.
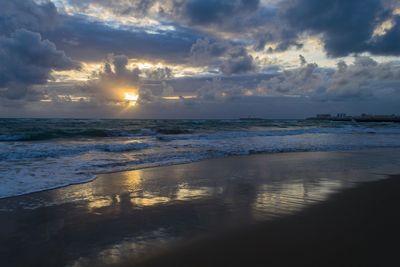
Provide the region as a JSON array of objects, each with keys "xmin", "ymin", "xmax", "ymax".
[{"xmin": 1, "ymin": 147, "xmax": 399, "ymax": 200}]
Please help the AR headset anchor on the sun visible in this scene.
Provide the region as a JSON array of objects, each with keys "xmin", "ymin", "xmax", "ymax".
[{"xmin": 124, "ymin": 92, "xmax": 139, "ymax": 106}]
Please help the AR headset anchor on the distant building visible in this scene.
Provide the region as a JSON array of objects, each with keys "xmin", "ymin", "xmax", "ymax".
[{"xmin": 308, "ymin": 113, "xmax": 400, "ymax": 122}]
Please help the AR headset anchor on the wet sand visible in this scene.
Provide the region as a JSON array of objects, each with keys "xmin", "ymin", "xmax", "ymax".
[
  {"xmin": 1, "ymin": 149, "xmax": 400, "ymax": 266},
  {"xmin": 135, "ymin": 175, "xmax": 400, "ymax": 267}
]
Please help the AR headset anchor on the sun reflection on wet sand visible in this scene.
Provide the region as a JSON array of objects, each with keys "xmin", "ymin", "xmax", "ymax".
[
  {"xmin": 119, "ymin": 170, "xmax": 143, "ymax": 191},
  {"xmin": 130, "ymin": 194, "xmax": 171, "ymax": 207},
  {"xmin": 87, "ymin": 197, "xmax": 114, "ymax": 211},
  {"xmin": 252, "ymin": 179, "xmax": 343, "ymax": 219},
  {"xmin": 175, "ymin": 185, "xmax": 223, "ymax": 201}
]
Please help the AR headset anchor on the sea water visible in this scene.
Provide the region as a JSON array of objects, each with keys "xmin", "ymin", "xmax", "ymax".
[{"xmin": 1, "ymin": 118, "xmax": 400, "ymax": 198}]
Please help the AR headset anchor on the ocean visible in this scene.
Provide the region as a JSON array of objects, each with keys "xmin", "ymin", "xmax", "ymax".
[{"xmin": 1, "ymin": 118, "xmax": 400, "ymax": 199}]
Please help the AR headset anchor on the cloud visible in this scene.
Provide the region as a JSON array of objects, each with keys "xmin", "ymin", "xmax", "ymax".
[
  {"xmin": 219, "ymin": 46, "xmax": 255, "ymax": 75},
  {"xmin": 11, "ymin": 0, "xmax": 400, "ymax": 62},
  {"xmin": 190, "ymin": 38, "xmax": 229, "ymax": 65},
  {"xmin": 184, "ymin": 0, "xmax": 260, "ymax": 25},
  {"xmin": 256, "ymin": 55, "xmax": 400, "ymax": 101},
  {"xmin": 278, "ymin": 0, "xmax": 400, "ymax": 57},
  {"xmin": 78, "ymin": 54, "xmax": 177, "ymax": 104},
  {"xmin": 369, "ymin": 15, "xmax": 400, "ymax": 55},
  {"xmin": 0, "ymin": 0, "xmax": 80, "ymax": 100},
  {"xmin": 0, "ymin": 29, "xmax": 80, "ymax": 100},
  {"xmin": 43, "ymin": 15, "xmax": 204, "ymax": 63},
  {"xmin": 143, "ymin": 67, "xmax": 173, "ymax": 80},
  {"xmin": 81, "ymin": 54, "xmax": 400, "ymax": 105},
  {"xmin": 63, "ymin": 0, "xmax": 159, "ymax": 16},
  {"xmin": 162, "ymin": 0, "xmax": 278, "ymax": 37},
  {"xmin": 79, "ymin": 54, "xmax": 140, "ymax": 102},
  {"xmin": 61, "ymin": 0, "xmax": 261, "ymax": 26},
  {"xmin": 59, "ymin": 0, "xmax": 277, "ymax": 36},
  {"xmin": 0, "ymin": 0, "xmax": 60, "ymax": 35},
  {"xmin": 314, "ymin": 57, "xmax": 400, "ymax": 101},
  {"xmin": 0, "ymin": 0, "xmax": 207, "ymax": 64},
  {"xmin": 190, "ymin": 38, "xmax": 255, "ymax": 74}
]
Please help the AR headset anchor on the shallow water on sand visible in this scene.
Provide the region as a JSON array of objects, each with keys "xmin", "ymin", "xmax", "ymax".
[{"xmin": 1, "ymin": 149, "xmax": 400, "ymax": 266}]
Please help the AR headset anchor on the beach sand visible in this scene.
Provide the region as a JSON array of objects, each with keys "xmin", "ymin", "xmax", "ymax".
[
  {"xmin": 135, "ymin": 175, "xmax": 400, "ymax": 267},
  {"xmin": 1, "ymin": 149, "xmax": 400, "ymax": 266}
]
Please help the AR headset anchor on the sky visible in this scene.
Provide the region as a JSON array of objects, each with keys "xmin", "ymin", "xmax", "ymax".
[{"xmin": 1, "ymin": 0, "xmax": 400, "ymax": 118}]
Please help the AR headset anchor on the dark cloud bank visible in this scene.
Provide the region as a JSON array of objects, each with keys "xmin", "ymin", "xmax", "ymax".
[
  {"xmin": 279, "ymin": 0, "xmax": 400, "ymax": 56},
  {"xmin": 66, "ymin": 0, "xmax": 400, "ymax": 57},
  {"xmin": 0, "ymin": 29, "xmax": 80, "ymax": 100}
]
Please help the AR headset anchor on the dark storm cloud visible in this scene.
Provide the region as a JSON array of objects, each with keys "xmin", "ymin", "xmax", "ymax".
[
  {"xmin": 190, "ymin": 39, "xmax": 255, "ymax": 74},
  {"xmin": 176, "ymin": 0, "xmax": 400, "ymax": 58},
  {"xmin": 219, "ymin": 46, "xmax": 255, "ymax": 75},
  {"xmin": 0, "ymin": 0, "xmax": 59, "ymax": 35},
  {"xmin": 0, "ymin": 29, "xmax": 80, "ymax": 100},
  {"xmin": 35, "ymin": 0, "xmax": 400, "ymax": 59},
  {"xmin": 0, "ymin": 0, "xmax": 207, "ymax": 64},
  {"xmin": 279, "ymin": 0, "xmax": 399, "ymax": 57},
  {"xmin": 369, "ymin": 16, "xmax": 400, "ymax": 55},
  {"xmin": 63, "ymin": 1, "xmax": 253, "ymax": 65},
  {"xmin": 184, "ymin": 0, "xmax": 259, "ymax": 25},
  {"xmin": 61, "ymin": 0, "xmax": 276, "ymax": 34},
  {"xmin": 43, "ymin": 15, "xmax": 204, "ymax": 63},
  {"xmin": 168, "ymin": 0, "xmax": 277, "ymax": 35},
  {"xmin": 62, "ymin": 0, "xmax": 261, "ymax": 23},
  {"xmin": 0, "ymin": 0, "xmax": 80, "ymax": 100},
  {"xmin": 190, "ymin": 38, "xmax": 229, "ymax": 62}
]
